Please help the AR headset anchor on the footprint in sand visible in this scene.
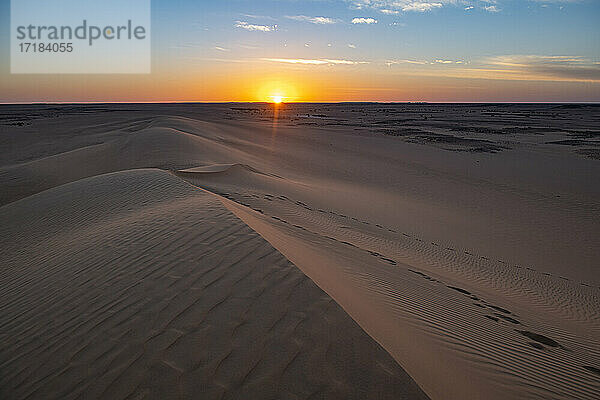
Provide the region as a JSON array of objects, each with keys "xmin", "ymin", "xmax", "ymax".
[
  {"xmin": 447, "ymin": 286, "xmax": 471, "ymax": 295},
  {"xmin": 380, "ymin": 257, "xmax": 397, "ymax": 265},
  {"xmin": 487, "ymin": 304, "xmax": 512, "ymax": 314},
  {"xmin": 516, "ymin": 330, "xmax": 560, "ymax": 348}
]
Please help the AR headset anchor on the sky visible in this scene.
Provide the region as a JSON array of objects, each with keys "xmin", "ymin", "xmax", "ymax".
[{"xmin": 1, "ymin": 0, "xmax": 599, "ymax": 102}]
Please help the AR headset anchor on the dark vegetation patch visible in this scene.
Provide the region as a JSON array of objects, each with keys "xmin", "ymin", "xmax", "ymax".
[
  {"xmin": 406, "ymin": 133, "xmax": 507, "ymax": 153},
  {"xmin": 546, "ymin": 140, "xmax": 600, "ymax": 146},
  {"xmin": 552, "ymin": 104, "xmax": 600, "ymax": 110},
  {"xmin": 567, "ymin": 130, "xmax": 600, "ymax": 139},
  {"xmin": 500, "ymin": 126, "xmax": 548, "ymax": 135},
  {"xmin": 374, "ymin": 128, "xmax": 424, "ymax": 136},
  {"xmin": 372, "ymin": 118, "xmax": 419, "ymax": 124},
  {"xmin": 576, "ymin": 148, "xmax": 600, "ymax": 160}
]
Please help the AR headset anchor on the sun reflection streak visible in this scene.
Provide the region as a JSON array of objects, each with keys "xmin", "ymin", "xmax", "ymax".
[{"xmin": 270, "ymin": 101, "xmax": 282, "ymax": 149}]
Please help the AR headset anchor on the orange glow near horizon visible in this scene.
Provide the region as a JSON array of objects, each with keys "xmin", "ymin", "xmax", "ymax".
[
  {"xmin": 256, "ymin": 80, "xmax": 299, "ymax": 103},
  {"xmin": 3, "ymin": 60, "xmax": 599, "ymax": 103}
]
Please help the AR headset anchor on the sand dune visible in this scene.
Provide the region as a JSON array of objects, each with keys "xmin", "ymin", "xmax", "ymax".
[
  {"xmin": 0, "ymin": 118, "xmax": 244, "ymax": 205},
  {"xmin": 0, "ymin": 169, "xmax": 428, "ymax": 399},
  {"xmin": 1, "ymin": 103, "xmax": 598, "ymax": 399},
  {"xmin": 209, "ymin": 184, "xmax": 600, "ymax": 399},
  {"xmin": 177, "ymin": 160, "xmax": 599, "ymax": 399}
]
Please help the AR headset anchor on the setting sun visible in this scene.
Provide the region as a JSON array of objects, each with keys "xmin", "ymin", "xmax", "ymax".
[{"xmin": 256, "ymin": 80, "xmax": 299, "ymax": 103}]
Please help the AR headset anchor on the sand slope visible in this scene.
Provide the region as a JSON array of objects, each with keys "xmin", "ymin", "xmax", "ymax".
[
  {"xmin": 1, "ymin": 104, "xmax": 598, "ymax": 400},
  {"xmin": 0, "ymin": 169, "xmax": 428, "ymax": 400},
  {"xmin": 179, "ymin": 160, "xmax": 600, "ymax": 400},
  {"xmin": 0, "ymin": 117, "xmax": 244, "ymax": 206}
]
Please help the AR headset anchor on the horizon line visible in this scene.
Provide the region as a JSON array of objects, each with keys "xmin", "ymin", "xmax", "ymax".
[{"xmin": 2, "ymin": 101, "xmax": 600, "ymax": 105}]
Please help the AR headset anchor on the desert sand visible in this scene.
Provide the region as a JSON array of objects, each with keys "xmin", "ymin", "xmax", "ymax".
[{"xmin": 1, "ymin": 103, "xmax": 599, "ymax": 399}]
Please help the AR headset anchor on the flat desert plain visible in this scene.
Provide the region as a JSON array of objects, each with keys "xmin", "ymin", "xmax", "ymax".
[{"xmin": 1, "ymin": 103, "xmax": 599, "ymax": 400}]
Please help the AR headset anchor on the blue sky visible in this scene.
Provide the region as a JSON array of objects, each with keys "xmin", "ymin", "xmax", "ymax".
[{"xmin": 1, "ymin": 0, "xmax": 599, "ymax": 102}]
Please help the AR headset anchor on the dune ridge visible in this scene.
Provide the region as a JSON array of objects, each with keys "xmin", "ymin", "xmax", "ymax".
[
  {"xmin": 206, "ymin": 184, "xmax": 599, "ymax": 400},
  {"xmin": 1, "ymin": 104, "xmax": 598, "ymax": 399},
  {"xmin": 0, "ymin": 169, "xmax": 428, "ymax": 400}
]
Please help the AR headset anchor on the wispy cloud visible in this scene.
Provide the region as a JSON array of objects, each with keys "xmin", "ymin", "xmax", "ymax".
[
  {"xmin": 350, "ymin": 1, "xmax": 450, "ymax": 13},
  {"xmin": 213, "ymin": 46, "xmax": 230, "ymax": 52},
  {"xmin": 387, "ymin": 54, "xmax": 600, "ymax": 82},
  {"xmin": 402, "ymin": 2, "xmax": 443, "ymax": 12},
  {"xmin": 235, "ymin": 21, "xmax": 276, "ymax": 32},
  {"xmin": 484, "ymin": 5, "xmax": 500, "ymax": 12},
  {"xmin": 386, "ymin": 59, "xmax": 429, "ymax": 66},
  {"xmin": 262, "ymin": 58, "xmax": 368, "ymax": 65},
  {"xmin": 483, "ymin": 55, "xmax": 600, "ymax": 81},
  {"xmin": 352, "ymin": 17, "xmax": 378, "ymax": 24},
  {"xmin": 242, "ymin": 14, "xmax": 277, "ymax": 21},
  {"xmin": 286, "ymin": 15, "xmax": 337, "ymax": 24},
  {"xmin": 386, "ymin": 58, "xmax": 463, "ymax": 66}
]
